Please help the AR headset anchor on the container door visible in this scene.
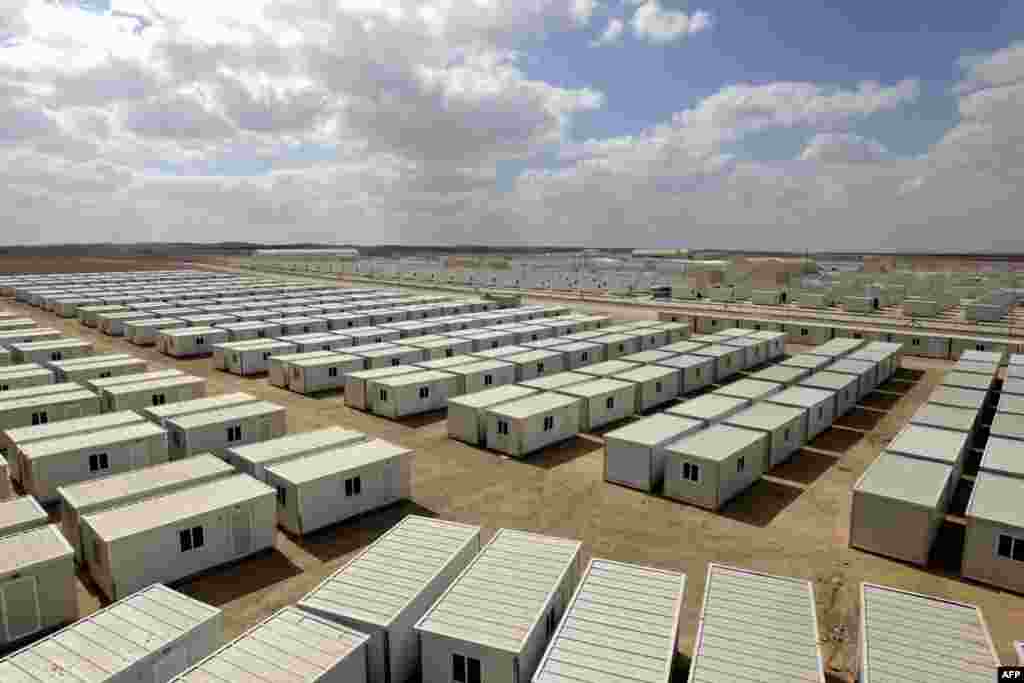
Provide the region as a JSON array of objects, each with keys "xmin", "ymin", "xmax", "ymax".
[
  {"xmin": 231, "ymin": 505, "xmax": 252, "ymax": 556},
  {"xmin": 1, "ymin": 576, "xmax": 41, "ymax": 642}
]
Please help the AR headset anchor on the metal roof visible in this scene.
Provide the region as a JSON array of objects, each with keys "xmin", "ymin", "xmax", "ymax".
[
  {"xmin": 990, "ymin": 412, "xmax": 1024, "ymax": 441},
  {"xmin": 46, "ymin": 353, "xmax": 135, "ymax": 368},
  {"xmin": 415, "ymin": 528, "xmax": 582, "ymax": 655},
  {"xmin": 952, "ymin": 360, "xmax": 999, "ymax": 376},
  {"xmin": 532, "ymin": 558, "xmax": 685, "ymax": 683},
  {"xmin": 711, "ymin": 379, "xmax": 782, "ymax": 402},
  {"xmin": 446, "ymin": 360, "xmax": 515, "ymax": 375},
  {"xmin": 979, "ymin": 437, "xmax": 1024, "ymax": 479},
  {"xmin": 885, "ymin": 424, "xmax": 968, "ymax": 468},
  {"xmin": 144, "ymin": 392, "xmax": 260, "ymax": 421},
  {"xmin": 766, "ymin": 386, "xmax": 834, "ymax": 409},
  {"xmin": 614, "ymin": 364, "xmax": 679, "ymax": 384},
  {"xmin": 780, "ymin": 354, "xmax": 833, "ymax": 371},
  {"xmin": 470, "ymin": 345, "xmax": 531, "ymax": 359},
  {"xmin": 854, "ymin": 453, "xmax": 951, "ymax": 508},
  {"xmin": 663, "ymin": 424, "xmax": 765, "ymax": 463},
  {"xmin": 0, "ymin": 389, "xmax": 96, "ymax": 411},
  {"xmin": 799, "ymin": 371, "xmax": 859, "ymax": 393},
  {"xmin": 415, "ymin": 355, "xmax": 481, "ymax": 371},
  {"xmin": 160, "ymin": 326, "xmax": 226, "ymax": 337},
  {"xmin": 688, "ymin": 563, "xmax": 824, "ymax": 683},
  {"xmin": 1002, "ymin": 377, "xmax": 1024, "ymax": 396},
  {"xmin": 666, "ymin": 394, "xmax": 748, "ymax": 422},
  {"xmin": 22, "ymin": 422, "xmax": 166, "ymax": 462},
  {"xmin": 909, "ymin": 403, "xmax": 976, "ymax": 433},
  {"xmin": 997, "ymin": 395, "xmax": 1024, "ymax": 416},
  {"xmin": 577, "ymin": 360, "xmax": 641, "ymax": 377},
  {"xmin": 0, "ymin": 584, "xmax": 221, "ymax": 682},
  {"xmin": 927, "ymin": 386, "xmax": 987, "ymax": 412},
  {"xmin": 0, "ymin": 524, "xmax": 73, "ymax": 575},
  {"xmin": 620, "ymin": 350, "xmax": 678, "ymax": 364},
  {"xmin": 3, "ymin": 411, "xmax": 145, "ymax": 448},
  {"xmin": 104, "ymin": 374, "xmax": 206, "ymax": 395},
  {"xmin": 0, "ymin": 381, "xmax": 88, "ymax": 404},
  {"xmin": 86, "ymin": 368, "xmax": 183, "ymax": 389},
  {"xmin": 0, "ymin": 365, "xmax": 51, "ymax": 380},
  {"xmin": 59, "ymin": 453, "xmax": 234, "ymax": 508},
  {"xmin": 519, "ymin": 372, "xmax": 594, "ymax": 392},
  {"xmin": 659, "ymin": 341, "xmax": 708, "ymax": 355},
  {"xmin": 299, "ymin": 515, "xmax": 480, "ymax": 628},
  {"xmin": 86, "ymin": 474, "xmax": 273, "ymax": 542},
  {"xmin": 167, "ymin": 401, "xmax": 285, "ymax": 430},
  {"xmin": 226, "ymin": 427, "xmax": 366, "ymax": 467},
  {"xmin": 605, "ymin": 413, "xmax": 704, "ymax": 447},
  {"xmin": 487, "ymin": 392, "xmax": 581, "ymax": 419},
  {"xmin": 940, "ymin": 371, "xmax": 993, "ymax": 392},
  {"xmin": 808, "ymin": 337, "xmax": 866, "ymax": 356},
  {"xmin": 959, "ymin": 350, "xmax": 1004, "ymax": 364},
  {"xmin": 747, "ymin": 365, "xmax": 809, "ymax": 384},
  {"xmin": 724, "ymin": 402, "xmax": 805, "ymax": 432},
  {"xmin": 10, "ymin": 338, "xmax": 92, "ymax": 351},
  {"xmin": 274, "ymin": 350, "xmax": 340, "ymax": 364},
  {"xmin": 690, "ymin": 344, "xmax": 744, "ymax": 360},
  {"xmin": 825, "ymin": 359, "xmax": 876, "ymax": 377},
  {"xmin": 174, "ymin": 607, "xmax": 367, "ymax": 682},
  {"xmin": 859, "ymin": 583, "xmax": 998, "ymax": 683},
  {"xmin": 744, "ymin": 330, "xmax": 787, "ymax": 341},
  {"xmin": 655, "ymin": 354, "xmax": 715, "ymax": 371},
  {"xmin": 370, "ymin": 369, "xmax": 455, "ymax": 387},
  {"xmin": 447, "ymin": 385, "xmax": 538, "ymax": 409},
  {"xmin": 555, "ymin": 377, "xmax": 634, "ymax": 399},
  {"xmin": 268, "ymin": 438, "xmax": 412, "ymax": 485},
  {"xmin": 502, "ymin": 350, "xmax": 564, "ymax": 365},
  {"xmin": 347, "ymin": 365, "xmax": 421, "ymax": 381},
  {"xmin": 0, "ymin": 496, "xmax": 47, "ymax": 535}
]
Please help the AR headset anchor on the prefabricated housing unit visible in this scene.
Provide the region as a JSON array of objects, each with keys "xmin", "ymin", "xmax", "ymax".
[
  {"xmin": 0, "ymin": 495, "xmax": 48, "ymax": 537},
  {"xmin": 165, "ymin": 400, "xmax": 287, "ymax": 460},
  {"xmin": 297, "ymin": 515, "xmax": 481, "ymax": 683},
  {"xmin": 0, "ymin": 328, "xmax": 62, "ymax": 347},
  {"xmin": 266, "ymin": 438, "xmax": 413, "ymax": 536},
  {"xmin": 883, "ymin": 423, "xmax": 969, "ymax": 492},
  {"xmin": 990, "ymin": 412, "xmax": 1024, "ymax": 442},
  {"xmin": 415, "ymin": 528, "xmax": 583, "ymax": 683},
  {"xmin": 408, "ymin": 336, "xmax": 475, "ymax": 361},
  {"xmin": 962, "ymin": 470, "xmax": 1024, "ymax": 594},
  {"xmin": 224, "ymin": 427, "xmax": 367, "ymax": 483},
  {"xmin": 84, "ymin": 368, "xmax": 183, "ymax": 395},
  {"xmin": 0, "ymin": 363, "xmax": 54, "ymax": 391},
  {"xmin": 482, "ymin": 392, "xmax": 582, "ymax": 458},
  {"xmin": 501, "ymin": 350, "xmax": 566, "ymax": 382},
  {"xmin": 780, "ymin": 352, "xmax": 834, "ymax": 374},
  {"xmin": 0, "ymin": 584, "xmax": 224, "ymax": 683},
  {"xmin": 215, "ymin": 339, "xmax": 297, "ymax": 376},
  {"xmin": 857, "ymin": 583, "xmax": 999, "ymax": 682},
  {"xmin": 368, "ymin": 370, "xmax": 458, "ymax": 418},
  {"xmin": 689, "ymin": 344, "xmax": 746, "ymax": 382},
  {"xmin": 909, "ymin": 403, "xmax": 979, "ymax": 437},
  {"xmin": 345, "ymin": 366, "xmax": 422, "ymax": 410},
  {"xmin": 216, "ymin": 320, "xmax": 285, "ymax": 342},
  {"xmin": 850, "ymin": 452, "xmax": 953, "ymax": 565},
  {"xmin": 798, "ymin": 370, "xmax": 860, "ymax": 418},
  {"xmin": 171, "ymin": 606, "xmax": 370, "ymax": 683},
  {"xmin": 269, "ymin": 350, "xmax": 337, "ymax": 387},
  {"xmin": 100, "ymin": 374, "xmax": 208, "ymax": 413},
  {"xmin": 724, "ymin": 401, "xmax": 807, "ymax": 469},
  {"xmin": 664, "ymin": 393, "xmax": 750, "ymax": 426},
  {"xmin": 285, "ymin": 353, "xmax": 363, "ymax": 394},
  {"xmin": 554, "ymin": 378, "xmax": 636, "ymax": 432},
  {"xmin": 590, "ymin": 333, "xmax": 642, "ymax": 360},
  {"xmin": 766, "ymin": 386, "xmax": 836, "ymax": 443},
  {"xmin": 0, "ymin": 383, "xmax": 101, "ymax": 434},
  {"xmin": 928, "ymin": 386, "xmax": 988, "ymax": 417},
  {"xmin": 157, "ymin": 326, "xmax": 230, "ymax": 358},
  {"xmin": 711, "ymin": 378, "xmax": 783, "ymax": 404},
  {"xmin": 837, "ymin": 354, "xmax": 882, "ymax": 392},
  {"xmin": 447, "ymin": 385, "xmax": 539, "ymax": 446},
  {"xmin": 747, "ymin": 363, "xmax": 812, "ymax": 388},
  {"xmin": 124, "ymin": 317, "xmax": 188, "ymax": 345},
  {"xmin": 356, "ymin": 345, "xmax": 425, "ymax": 370},
  {"xmin": 19, "ymin": 421, "xmax": 169, "ymax": 504},
  {"xmin": 532, "ymin": 558, "xmax": 685, "ymax": 683},
  {"xmin": 604, "ymin": 413, "xmax": 704, "ymax": 492},
  {"xmin": 0, "ymin": 524, "xmax": 76, "ymax": 647},
  {"xmin": 613, "ymin": 364, "xmax": 681, "ymax": 413},
  {"xmin": 81, "ymin": 473, "xmax": 276, "ymax": 601},
  {"xmin": 278, "ymin": 332, "xmax": 353, "ymax": 353},
  {"xmin": 655, "ymin": 354, "xmax": 715, "ymax": 395},
  {"xmin": 688, "ymin": 563, "xmax": 825, "ymax": 683},
  {"xmin": 47, "ymin": 354, "xmax": 148, "ymax": 384},
  {"xmin": 99, "ymin": 310, "xmax": 161, "ymax": 337},
  {"xmin": 446, "ymin": 360, "xmax": 518, "ymax": 395},
  {"xmin": 517, "ymin": 371, "xmax": 593, "ymax": 393},
  {"xmin": 141, "ymin": 392, "xmax": 261, "ymax": 428},
  {"xmin": 720, "ymin": 336, "xmax": 769, "ymax": 369},
  {"xmin": 9, "ymin": 338, "xmax": 93, "ymax": 365},
  {"xmin": 662, "ymin": 424, "xmax": 767, "ymax": 510}
]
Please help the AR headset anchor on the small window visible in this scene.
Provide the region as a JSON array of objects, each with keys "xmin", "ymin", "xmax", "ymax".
[
  {"xmin": 491, "ymin": 341, "xmax": 499, "ymax": 349},
  {"xmin": 445, "ymin": 348, "xmax": 454, "ymax": 357},
  {"xmin": 196, "ymin": 336, "xmax": 205, "ymax": 345},
  {"xmin": 379, "ymin": 388, "xmax": 388, "ymax": 402},
  {"xmin": 257, "ymin": 329, "xmax": 266, "ymax": 338},
  {"xmin": 754, "ymin": 324, "xmax": 761, "ymax": 331},
  {"xmin": 682, "ymin": 462, "xmax": 700, "ymax": 482},
  {"xmin": 375, "ymin": 336, "xmax": 384, "ymax": 344},
  {"xmin": 976, "ymin": 344, "xmax": 985, "ymax": 351},
  {"xmin": 543, "ymin": 415, "xmax": 554, "ymax": 431},
  {"xmin": 695, "ymin": 367, "xmax": 702, "ymax": 378},
  {"xmin": 0, "ymin": 384, "xmax": 7, "ymax": 391},
  {"xmin": 737, "ymin": 456, "xmax": 745, "ymax": 472},
  {"xmin": 581, "ymin": 351, "xmax": 589, "ymax": 362},
  {"xmin": 277, "ymin": 487, "xmax": 287, "ymax": 506},
  {"xmin": 344, "ymin": 476, "xmax": 362, "ymax": 497},
  {"xmin": 711, "ymin": 320, "xmax": 717, "ymax": 327},
  {"xmin": 152, "ymin": 394, "xmax": 166, "ymax": 406},
  {"xmin": 606, "ymin": 396, "xmax": 614, "ymax": 410},
  {"xmin": 88, "ymin": 453, "xmax": 109, "ymax": 472},
  {"xmin": 484, "ymin": 374, "xmax": 494, "ymax": 386},
  {"xmin": 419, "ymin": 386, "xmax": 430, "ymax": 399},
  {"xmin": 912, "ymin": 338, "xmax": 920, "ymax": 346},
  {"xmin": 817, "ymin": 407, "xmax": 824, "ymax": 419},
  {"xmin": 497, "ymin": 420, "xmax": 510, "ymax": 435},
  {"xmin": 192, "ymin": 526, "xmax": 204, "ymax": 549},
  {"xmin": 179, "ymin": 529, "xmax": 192, "ymax": 552},
  {"xmin": 536, "ymin": 362, "xmax": 545, "ymax": 375},
  {"xmin": 227, "ymin": 425, "xmax": 242, "ymax": 442},
  {"xmin": 31, "ymin": 411, "xmax": 48, "ymax": 425},
  {"xmin": 618, "ymin": 344, "xmax": 625, "ymax": 353},
  {"xmin": 328, "ymin": 366, "xmax": 338, "ymax": 377},
  {"xmin": 453, "ymin": 655, "xmax": 466, "ymax": 683},
  {"xmin": 784, "ymin": 428, "xmax": 791, "ymax": 441},
  {"xmin": 655, "ymin": 381, "xmax": 663, "ymax": 393},
  {"xmin": 853, "ymin": 332, "xmax": 862, "ymax": 339}
]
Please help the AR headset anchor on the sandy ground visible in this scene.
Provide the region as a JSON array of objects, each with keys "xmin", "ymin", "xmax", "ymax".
[{"xmin": 2, "ymin": 269, "xmax": 1023, "ymax": 679}]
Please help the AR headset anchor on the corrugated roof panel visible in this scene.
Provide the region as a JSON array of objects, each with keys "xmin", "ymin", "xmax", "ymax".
[
  {"xmin": 533, "ymin": 559, "xmax": 685, "ymax": 683},
  {"xmin": 966, "ymin": 471, "xmax": 1024, "ymax": 528},
  {"xmin": 59, "ymin": 453, "xmax": 234, "ymax": 508},
  {"xmin": 267, "ymin": 438, "xmax": 411, "ymax": 485},
  {"xmin": 299, "ymin": 516, "xmax": 480, "ymax": 627},
  {"xmin": 0, "ymin": 496, "xmax": 48, "ymax": 535},
  {"xmin": 225, "ymin": 427, "xmax": 366, "ymax": 466},
  {"xmin": 0, "ymin": 524, "xmax": 73, "ymax": 575},
  {"xmin": 854, "ymin": 453, "xmax": 951, "ymax": 508},
  {"xmin": 689, "ymin": 564, "xmax": 824, "ymax": 683},
  {"xmin": 861, "ymin": 583, "xmax": 998, "ymax": 682}
]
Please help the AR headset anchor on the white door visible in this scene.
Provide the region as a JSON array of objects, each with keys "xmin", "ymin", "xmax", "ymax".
[
  {"xmin": 1, "ymin": 576, "xmax": 41, "ymax": 642},
  {"xmin": 231, "ymin": 506, "xmax": 252, "ymax": 556},
  {"xmin": 152, "ymin": 644, "xmax": 189, "ymax": 682}
]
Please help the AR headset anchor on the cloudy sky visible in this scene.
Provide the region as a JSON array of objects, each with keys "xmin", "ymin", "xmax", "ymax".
[{"xmin": 2, "ymin": 0, "xmax": 1023, "ymax": 250}]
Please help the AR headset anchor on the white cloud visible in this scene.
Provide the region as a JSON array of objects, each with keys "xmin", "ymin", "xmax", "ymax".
[
  {"xmin": 590, "ymin": 18, "xmax": 624, "ymax": 47},
  {"xmin": 798, "ymin": 133, "xmax": 890, "ymax": 163},
  {"xmin": 631, "ymin": 2, "xmax": 711, "ymax": 44}
]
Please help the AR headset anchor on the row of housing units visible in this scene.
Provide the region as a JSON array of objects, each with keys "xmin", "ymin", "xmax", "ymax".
[
  {"xmin": 851, "ymin": 351, "xmax": 1024, "ymax": 594},
  {"xmin": 0, "ymin": 504, "xmax": 1013, "ymax": 681}
]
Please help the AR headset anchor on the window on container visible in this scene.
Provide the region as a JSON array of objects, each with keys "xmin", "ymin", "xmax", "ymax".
[
  {"xmin": 484, "ymin": 374, "xmax": 494, "ymax": 386},
  {"xmin": 497, "ymin": 420, "xmax": 509, "ymax": 435},
  {"xmin": 784, "ymin": 428, "xmax": 791, "ymax": 441},
  {"xmin": 546, "ymin": 608, "xmax": 557, "ymax": 637},
  {"xmin": 536, "ymin": 362, "xmax": 545, "ymax": 375},
  {"xmin": 257, "ymin": 330, "xmax": 266, "ymax": 338},
  {"xmin": 854, "ymin": 332, "xmax": 862, "ymax": 339},
  {"xmin": 618, "ymin": 344, "xmax": 625, "ymax": 353},
  {"xmin": 445, "ymin": 348, "xmax": 454, "ymax": 357},
  {"xmin": 754, "ymin": 324, "xmax": 761, "ymax": 331},
  {"xmin": 419, "ymin": 386, "xmax": 430, "ymax": 399},
  {"xmin": 276, "ymin": 487, "xmax": 287, "ymax": 506},
  {"xmin": 817, "ymin": 407, "xmax": 824, "ymax": 419},
  {"xmin": 695, "ymin": 368, "xmax": 702, "ymax": 378},
  {"xmin": 543, "ymin": 415, "xmax": 554, "ymax": 431},
  {"xmin": 390, "ymin": 358, "xmax": 401, "ymax": 367},
  {"xmin": 912, "ymin": 339, "xmax": 921, "ymax": 346},
  {"xmin": 51, "ymin": 351, "xmax": 63, "ymax": 361},
  {"xmin": 328, "ymin": 367, "xmax": 338, "ymax": 378},
  {"xmin": 196, "ymin": 336, "xmax": 205, "ymax": 345},
  {"xmin": 682, "ymin": 462, "xmax": 700, "ymax": 482},
  {"xmin": 31, "ymin": 411, "xmax": 48, "ymax": 425},
  {"xmin": 379, "ymin": 389, "xmax": 388, "ymax": 402},
  {"xmin": 344, "ymin": 476, "xmax": 362, "ymax": 496},
  {"xmin": 88, "ymin": 453, "xmax": 109, "ymax": 472},
  {"xmin": 606, "ymin": 396, "xmax": 615, "ymax": 410},
  {"xmin": 0, "ymin": 384, "xmax": 7, "ymax": 391},
  {"xmin": 655, "ymin": 381, "xmax": 663, "ymax": 393},
  {"xmin": 152, "ymin": 394, "xmax": 166, "ymax": 406},
  {"xmin": 227, "ymin": 425, "xmax": 242, "ymax": 442},
  {"xmin": 737, "ymin": 456, "xmax": 745, "ymax": 472},
  {"xmin": 801, "ymin": 328, "xmax": 809, "ymax": 336},
  {"xmin": 997, "ymin": 534, "xmax": 1024, "ymax": 562}
]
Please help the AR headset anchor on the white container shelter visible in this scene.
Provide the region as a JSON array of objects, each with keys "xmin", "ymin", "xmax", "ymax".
[
  {"xmin": 10, "ymin": 338, "xmax": 93, "ymax": 365},
  {"xmin": 860, "ymin": 341, "xmax": 903, "ymax": 380},
  {"xmin": 345, "ymin": 366, "xmax": 422, "ymax": 410},
  {"xmin": 720, "ymin": 336, "xmax": 769, "ymax": 369},
  {"xmin": 82, "ymin": 473, "xmax": 275, "ymax": 600},
  {"xmin": 850, "ymin": 452, "xmax": 952, "ymax": 565},
  {"xmin": 501, "ymin": 350, "xmax": 565, "ymax": 382},
  {"xmin": 518, "ymin": 371, "xmax": 593, "ymax": 393},
  {"xmin": 410, "ymin": 336, "xmax": 475, "ymax": 360},
  {"xmin": 909, "ymin": 403, "xmax": 978, "ymax": 436},
  {"xmin": 483, "ymin": 392, "xmax": 582, "ymax": 457},
  {"xmin": 662, "ymin": 424, "xmax": 767, "ymax": 510},
  {"xmin": 766, "ymin": 386, "xmax": 835, "ymax": 443},
  {"xmin": 690, "ymin": 344, "xmax": 746, "ymax": 382},
  {"xmin": 297, "ymin": 515, "xmax": 481, "ymax": 683},
  {"xmin": 448, "ymin": 386, "xmax": 539, "ymax": 446},
  {"xmin": 347, "ymin": 326, "xmax": 403, "ymax": 345},
  {"xmin": 996, "ymin": 394, "xmax": 1024, "ymax": 416},
  {"xmin": 101, "ymin": 374, "xmax": 207, "ymax": 413},
  {"xmin": 415, "ymin": 528, "xmax": 583, "ymax": 683},
  {"xmin": 928, "ymin": 386, "xmax": 988, "ymax": 415},
  {"xmin": 555, "ymin": 378, "xmax": 636, "ymax": 432},
  {"xmin": 547, "ymin": 342, "xmax": 604, "ymax": 371},
  {"xmin": 688, "ymin": 564, "xmax": 826, "ymax": 683},
  {"xmin": 654, "ymin": 354, "xmax": 715, "ymax": 395},
  {"xmin": 724, "ymin": 401, "xmax": 807, "ymax": 469},
  {"xmin": 99, "ymin": 310, "xmax": 158, "ymax": 336},
  {"xmin": 0, "ymin": 383, "xmax": 101, "ymax": 433},
  {"xmin": 0, "ymin": 328, "xmax": 62, "ymax": 347},
  {"xmin": 287, "ymin": 353, "xmax": 364, "ymax": 394},
  {"xmin": 885, "ymin": 423, "xmax": 969, "ymax": 491},
  {"xmin": 532, "ymin": 558, "xmax": 685, "ymax": 683},
  {"xmin": 953, "ymin": 359, "xmax": 1000, "ymax": 376},
  {"xmin": 216, "ymin": 339, "xmax": 297, "ymax": 376},
  {"xmin": 990, "ymin": 411, "xmax": 1024, "ymax": 442},
  {"xmin": 940, "ymin": 370, "xmax": 994, "ymax": 393},
  {"xmin": 590, "ymin": 333, "xmax": 642, "ymax": 360},
  {"xmin": 124, "ymin": 317, "xmax": 189, "ymax": 345},
  {"xmin": 665, "ymin": 394, "xmax": 750, "ymax": 426},
  {"xmin": 324, "ymin": 312, "xmax": 371, "ymax": 330},
  {"xmin": 845, "ymin": 350, "xmax": 893, "ymax": 387},
  {"xmin": 59, "ymin": 453, "xmax": 234, "ymax": 564},
  {"xmin": 165, "ymin": 400, "xmax": 287, "ymax": 460},
  {"xmin": 84, "ymin": 368, "xmax": 183, "ymax": 394},
  {"xmin": 224, "ymin": 427, "xmax": 367, "ymax": 482},
  {"xmin": 217, "ymin": 321, "xmax": 286, "ymax": 344},
  {"xmin": 157, "ymin": 326, "xmax": 229, "ymax": 358},
  {"xmin": 660, "ymin": 340, "xmax": 707, "ymax": 355},
  {"xmin": 446, "ymin": 360, "xmax": 518, "ymax": 395},
  {"xmin": 278, "ymin": 332, "xmax": 353, "ymax": 352},
  {"xmin": 0, "ymin": 495, "xmax": 48, "ymax": 538},
  {"xmin": 357, "ymin": 345, "xmax": 425, "ymax": 370},
  {"xmin": 808, "ymin": 336, "xmax": 866, "ymax": 359},
  {"xmin": 712, "ymin": 377, "xmax": 783, "ymax": 403},
  {"xmin": 798, "ymin": 370, "xmax": 860, "ymax": 418},
  {"xmin": 747, "ymin": 363, "xmax": 811, "ymax": 388},
  {"xmin": 0, "ymin": 584, "xmax": 224, "ymax": 683},
  {"xmin": 178, "ymin": 313, "xmax": 239, "ymax": 329},
  {"xmin": 0, "ymin": 363, "xmax": 54, "ymax": 392},
  {"xmin": 0, "ymin": 524, "xmax": 76, "ymax": 647},
  {"xmin": 142, "ymin": 392, "xmax": 261, "ymax": 427},
  {"xmin": 604, "ymin": 413, "xmax": 704, "ymax": 491},
  {"xmin": 48, "ymin": 354, "xmax": 148, "ymax": 384},
  {"xmin": 979, "ymin": 436, "xmax": 1024, "ymax": 479},
  {"xmin": 858, "ymin": 583, "xmax": 999, "ymax": 682},
  {"xmin": 19, "ymin": 421, "xmax": 169, "ymax": 504},
  {"xmin": 267, "ymin": 438, "xmax": 412, "ymax": 535},
  {"xmin": 369, "ymin": 370, "xmax": 458, "ymax": 417},
  {"xmin": 171, "ymin": 607, "xmax": 370, "ymax": 683},
  {"xmin": 613, "ymin": 364, "xmax": 681, "ymax": 413},
  {"xmin": 780, "ymin": 352, "xmax": 833, "ymax": 374},
  {"xmin": 269, "ymin": 350, "xmax": 337, "ymax": 387},
  {"xmin": 575, "ymin": 359, "xmax": 640, "ymax": 379},
  {"xmin": 470, "ymin": 345, "xmax": 531, "ymax": 361}
]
